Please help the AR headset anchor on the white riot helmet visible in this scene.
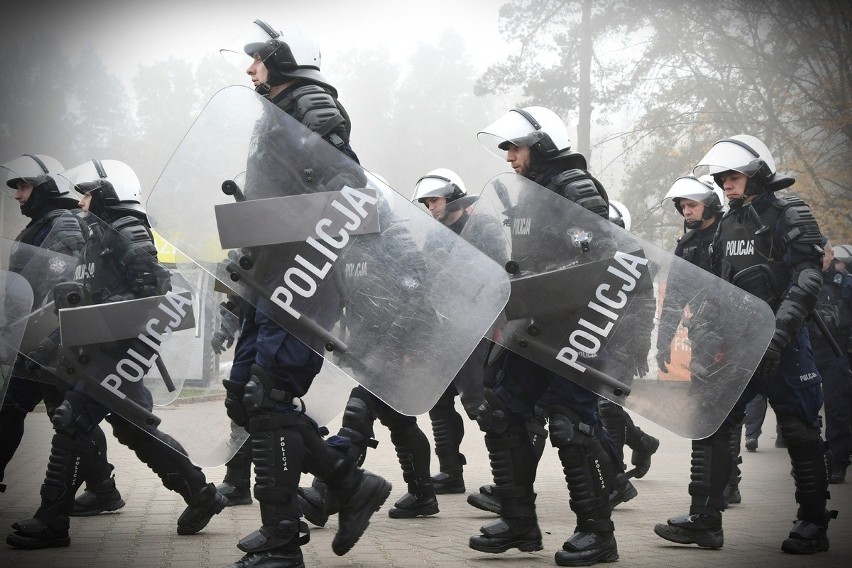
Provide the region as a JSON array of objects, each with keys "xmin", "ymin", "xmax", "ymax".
[
  {"xmin": 221, "ymin": 19, "xmax": 333, "ymax": 93},
  {"xmin": 1, "ymin": 154, "xmax": 75, "ymax": 217},
  {"xmin": 63, "ymin": 159, "xmax": 145, "ymax": 218},
  {"xmin": 477, "ymin": 107, "xmax": 585, "ymax": 168},
  {"xmin": 412, "ymin": 168, "xmax": 467, "ymax": 204},
  {"xmin": 608, "ymin": 200, "xmax": 631, "ymax": 231},
  {"xmin": 693, "ymin": 134, "xmax": 792, "ymax": 199},
  {"xmin": 664, "ymin": 175, "xmax": 724, "ymax": 229},
  {"xmin": 833, "ymin": 244, "xmax": 852, "ymax": 265}
]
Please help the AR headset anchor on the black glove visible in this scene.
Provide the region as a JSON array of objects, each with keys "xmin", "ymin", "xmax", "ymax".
[
  {"xmin": 25, "ymin": 336, "xmax": 59, "ymax": 374},
  {"xmin": 756, "ymin": 327, "xmax": 788, "ymax": 380},
  {"xmin": 756, "ymin": 348, "xmax": 781, "ymax": 379},
  {"xmin": 211, "ymin": 328, "xmax": 235, "ymax": 354},
  {"xmin": 634, "ymin": 356, "xmax": 650, "ymax": 379},
  {"xmin": 223, "ymin": 379, "xmax": 247, "ymax": 427},
  {"xmin": 655, "ymin": 348, "xmax": 671, "ymax": 373}
]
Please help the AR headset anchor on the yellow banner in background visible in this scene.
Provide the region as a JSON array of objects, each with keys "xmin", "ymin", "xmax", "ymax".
[{"xmin": 153, "ymin": 230, "xmax": 178, "ymax": 266}]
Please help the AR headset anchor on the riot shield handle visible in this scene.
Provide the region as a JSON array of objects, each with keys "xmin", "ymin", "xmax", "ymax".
[
  {"xmin": 224, "ymin": 260, "xmax": 348, "ymax": 353},
  {"xmin": 222, "ymin": 179, "xmax": 246, "ymax": 202}
]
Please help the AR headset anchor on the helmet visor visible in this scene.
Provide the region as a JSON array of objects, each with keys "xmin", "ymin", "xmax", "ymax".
[
  {"xmin": 413, "ymin": 175, "xmax": 458, "ymax": 202},
  {"xmin": 220, "ymin": 21, "xmax": 278, "ymax": 75},
  {"xmin": 693, "ymin": 139, "xmax": 764, "ymax": 177},
  {"xmin": 477, "ymin": 110, "xmax": 538, "ymax": 159}
]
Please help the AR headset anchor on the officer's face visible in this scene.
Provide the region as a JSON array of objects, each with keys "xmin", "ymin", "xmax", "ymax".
[
  {"xmin": 246, "ymin": 53, "xmax": 269, "ymax": 88},
  {"xmin": 506, "ymin": 144, "xmax": 531, "ymax": 177},
  {"xmin": 79, "ymin": 192, "xmax": 92, "ymax": 212},
  {"xmin": 14, "ymin": 181, "xmax": 32, "ymax": 204},
  {"xmin": 679, "ymin": 198, "xmax": 705, "ymax": 222},
  {"xmin": 719, "ymin": 171, "xmax": 748, "ymax": 202},
  {"xmin": 423, "ymin": 196, "xmax": 450, "ymax": 223},
  {"xmin": 822, "ymin": 245, "xmax": 834, "ymax": 272}
]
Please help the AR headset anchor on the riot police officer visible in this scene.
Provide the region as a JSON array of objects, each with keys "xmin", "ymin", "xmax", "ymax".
[
  {"xmin": 655, "ymin": 175, "xmax": 745, "ymax": 506},
  {"xmin": 0, "ymin": 154, "xmax": 124, "ymax": 515},
  {"xmin": 414, "ymin": 169, "xmax": 493, "ymax": 495},
  {"xmin": 297, "ymin": 175, "xmax": 441, "ymax": 524},
  {"xmin": 598, "ymin": 201, "xmax": 661, "ymax": 482},
  {"xmin": 219, "ymin": 20, "xmax": 391, "ymax": 567},
  {"xmin": 654, "ymin": 135, "xmax": 836, "ymax": 554},
  {"xmin": 469, "ymin": 107, "xmax": 628, "ymax": 566},
  {"xmin": 7, "ymin": 159, "xmax": 227, "ymax": 550},
  {"xmin": 808, "ymin": 239, "xmax": 852, "ymax": 484}
]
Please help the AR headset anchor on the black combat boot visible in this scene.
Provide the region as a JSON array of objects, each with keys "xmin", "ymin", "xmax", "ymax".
[
  {"xmin": 177, "ymin": 483, "xmax": 229, "ymax": 535},
  {"xmin": 429, "ymin": 401, "xmax": 467, "ymax": 494},
  {"xmin": 7, "ymin": 430, "xmax": 83, "ymax": 549},
  {"xmin": 388, "ymin": 479, "xmax": 439, "ymax": 518},
  {"xmin": 551, "ymin": 408, "xmax": 620, "ymax": 565},
  {"xmin": 217, "ymin": 440, "xmax": 253, "ymax": 506},
  {"xmin": 469, "ymin": 408, "xmax": 541, "ymax": 553},
  {"xmin": 556, "ymin": 530, "xmax": 619, "ymax": 566},
  {"xmin": 781, "ymin": 511, "xmax": 836, "ymax": 554},
  {"xmin": 71, "ymin": 476, "xmax": 126, "ymax": 516},
  {"xmin": 228, "ymin": 511, "xmax": 309, "ymax": 567},
  {"xmin": 330, "ymin": 468, "xmax": 392, "ymax": 556},
  {"xmin": 626, "ymin": 429, "xmax": 660, "ymax": 479},
  {"xmin": 467, "ymin": 483, "xmax": 501, "ymax": 514},
  {"xmin": 608, "ymin": 474, "xmax": 638, "ymax": 509},
  {"xmin": 387, "ymin": 425, "xmax": 439, "ymax": 518},
  {"xmin": 469, "ymin": 516, "xmax": 543, "ymax": 553},
  {"xmin": 654, "ymin": 511, "xmax": 724, "ymax": 549},
  {"xmin": 297, "ymin": 477, "xmax": 336, "ymax": 527},
  {"xmin": 780, "ymin": 421, "xmax": 836, "ymax": 555}
]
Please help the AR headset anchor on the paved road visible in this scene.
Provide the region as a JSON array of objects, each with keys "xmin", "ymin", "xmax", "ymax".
[{"xmin": 1, "ymin": 401, "xmax": 849, "ymax": 567}]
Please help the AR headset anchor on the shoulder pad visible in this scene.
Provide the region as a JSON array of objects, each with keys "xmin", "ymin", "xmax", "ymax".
[
  {"xmin": 551, "ymin": 169, "xmax": 609, "ymax": 219},
  {"xmin": 289, "ymin": 85, "xmax": 348, "ymax": 141},
  {"xmin": 776, "ymin": 196, "xmax": 822, "ymax": 246},
  {"xmin": 678, "ymin": 229, "xmax": 698, "ymax": 246},
  {"xmin": 111, "ymin": 216, "xmax": 155, "ymax": 250},
  {"xmin": 42, "ymin": 212, "xmax": 86, "ymax": 255}
]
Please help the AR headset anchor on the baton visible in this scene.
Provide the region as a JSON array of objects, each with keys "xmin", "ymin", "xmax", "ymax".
[
  {"xmin": 811, "ymin": 310, "xmax": 843, "ymax": 357},
  {"xmin": 154, "ymin": 354, "xmax": 176, "ymax": 392}
]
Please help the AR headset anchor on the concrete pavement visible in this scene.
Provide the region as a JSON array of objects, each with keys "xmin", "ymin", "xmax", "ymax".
[{"xmin": 1, "ymin": 401, "xmax": 849, "ymax": 567}]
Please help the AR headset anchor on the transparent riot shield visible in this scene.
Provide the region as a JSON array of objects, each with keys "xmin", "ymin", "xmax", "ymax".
[
  {"xmin": 464, "ymin": 174, "xmax": 775, "ymax": 439},
  {"xmin": 147, "ymin": 85, "xmax": 510, "ymax": 415},
  {"xmin": 0, "ymin": 235, "xmax": 79, "ymax": 386},
  {"xmin": 1, "ymin": 270, "xmax": 33, "ymax": 402}
]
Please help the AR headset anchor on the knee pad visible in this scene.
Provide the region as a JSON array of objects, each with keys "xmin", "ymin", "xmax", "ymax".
[
  {"xmin": 777, "ymin": 414, "xmax": 822, "ymax": 448},
  {"xmin": 548, "ymin": 406, "xmax": 592, "ymax": 449},
  {"xmin": 51, "ymin": 392, "xmax": 95, "ymax": 435},
  {"xmin": 476, "ymin": 388, "xmax": 511, "ymax": 434},
  {"xmin": 244, "ymin": 365, "xmax": 296, "ymax": 416}
]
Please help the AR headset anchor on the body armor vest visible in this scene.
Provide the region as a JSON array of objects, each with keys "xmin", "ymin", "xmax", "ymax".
[{"xmin": 714, "ymin": 203, "xmax": 789, "ymax": 308}]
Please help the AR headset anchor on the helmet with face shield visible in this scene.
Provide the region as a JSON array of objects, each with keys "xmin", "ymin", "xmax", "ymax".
[
  {"xmin": 221, "ymin": 19, "xmax": 334, "ymax": 94},
  {"xmin": 478, "ymin": 107, "xmax": 584, "ymax": 163},
  {"xmin": 693, "ymin": 135, "xmax": 793, "ymax": 203},
  {"xmin": 663, "ymin": 175, "xmax": 724, "ymax": 229},
  {"xmin": 412, "ymin": 168, "xmax": 467, "ymax": 204},
  {"xmin": 1, "ymin": 154, "xmax": 76, "ymax": 217},
  {"xmin": 63, "ymin": 159, "xmax": 145, "ymax": 219}
]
